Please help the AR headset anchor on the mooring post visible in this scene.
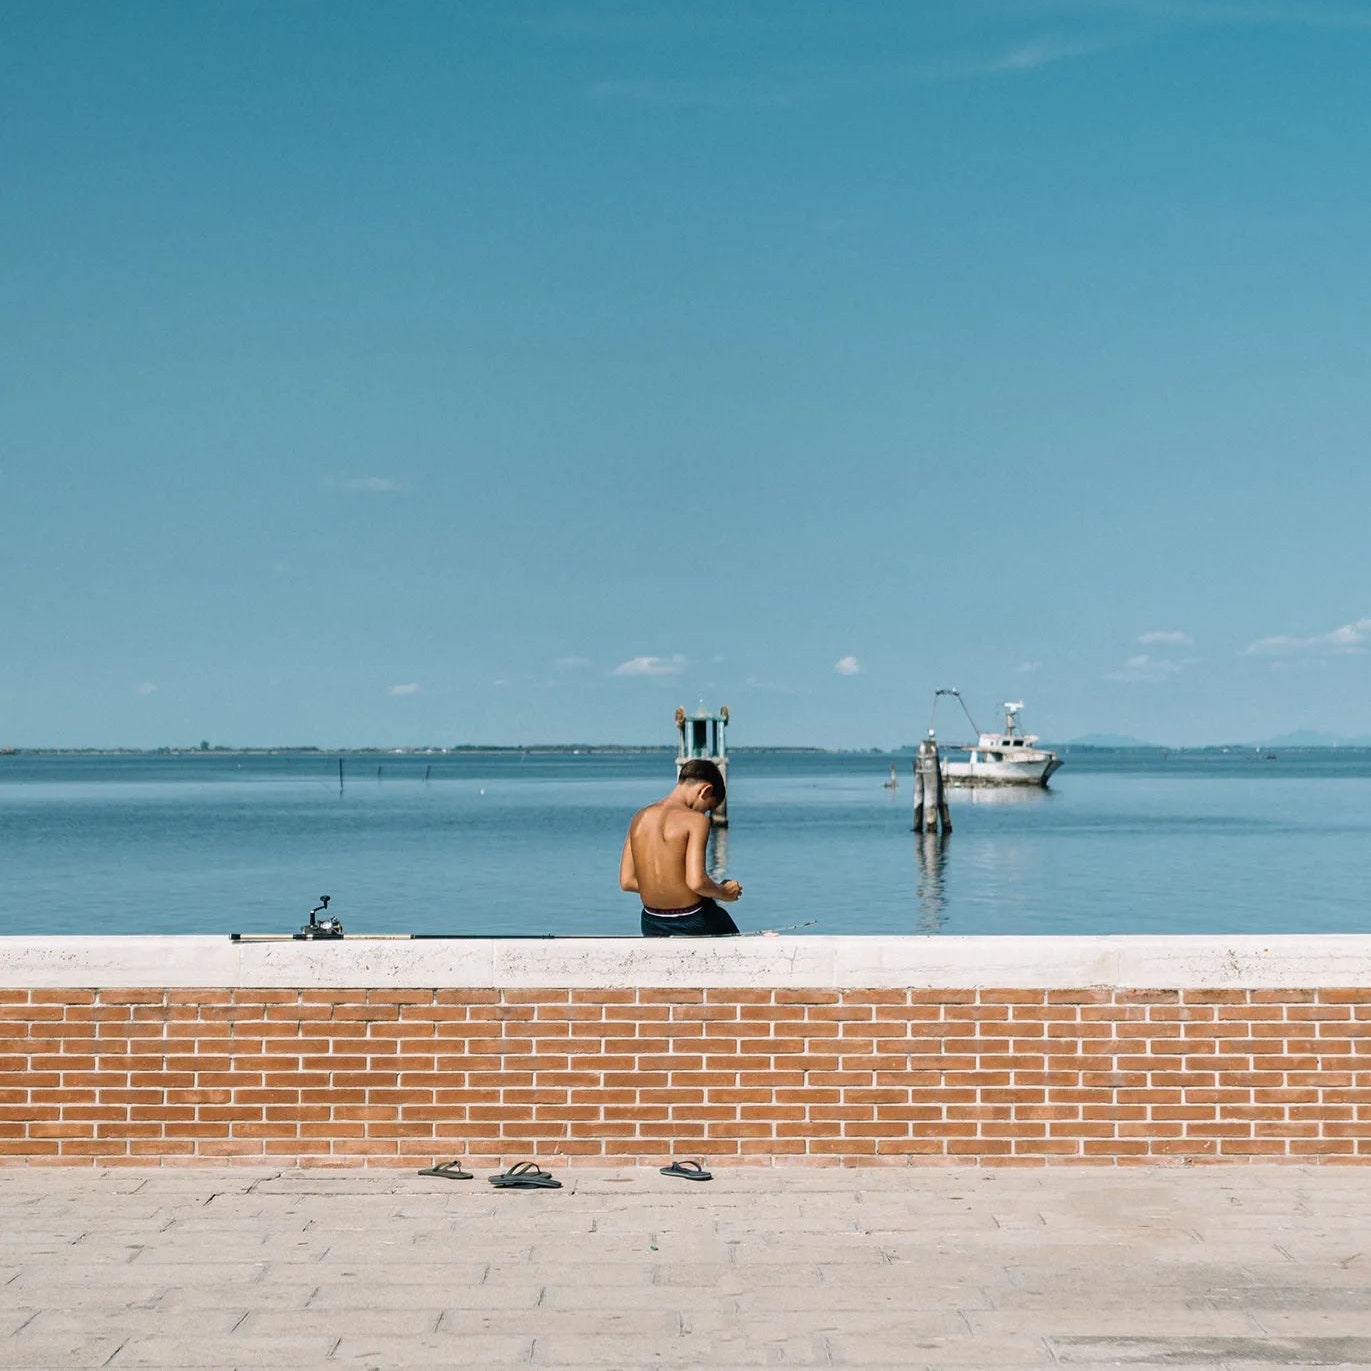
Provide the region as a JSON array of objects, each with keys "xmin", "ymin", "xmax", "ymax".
[
  {"xmin": 913, "ymin": 734, "xmax": 952, "ymax": 834},
  {"xmin": 675, "ymin": 703, "xmax": 730, "ymax": 827}
]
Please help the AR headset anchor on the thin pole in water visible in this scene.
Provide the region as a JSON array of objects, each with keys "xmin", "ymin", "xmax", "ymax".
[
  {"xmin": 338, "ymin": 756, "xmax": 344, "ymax": 795},
  {"xmin": 913, "ymin": 736, "xmax": 951, "ymax": 835}
]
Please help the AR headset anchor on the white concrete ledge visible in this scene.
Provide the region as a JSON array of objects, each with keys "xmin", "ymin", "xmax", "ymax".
[{"xmin": 3, "ymin": 934, "xmax": 1371, "ymax": 990}]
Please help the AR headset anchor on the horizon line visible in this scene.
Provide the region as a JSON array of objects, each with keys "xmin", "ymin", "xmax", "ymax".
[{"xmin": 6, "ymin": 740, "xmax": 1371, "ymax": 756}]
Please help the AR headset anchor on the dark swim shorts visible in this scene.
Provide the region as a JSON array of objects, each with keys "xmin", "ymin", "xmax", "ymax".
[{"xmin": 641, "ymin": 899, "xmax": 740, "ymax": 938}]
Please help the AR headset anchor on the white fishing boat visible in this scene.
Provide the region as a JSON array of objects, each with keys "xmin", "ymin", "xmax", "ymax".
[{"xmin": 933, "ymin": 692, "xmax": 1062, "ymax": 788}]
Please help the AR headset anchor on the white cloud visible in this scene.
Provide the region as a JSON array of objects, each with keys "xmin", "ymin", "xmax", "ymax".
[
  {"xmin": 1267, "ymin": 658, "xmax": 1330, "ymax": 674},
  {"xmin": 1015, "ymin": 660, "xmax": 1042, "ymax": 675},
  {"xmin": 134, "ymin": 682, "xmax": 158, "ymax": 696},
  {"xmin": 834, "ymin": 655, "xmax": 862, "ymax": 676},
  {"xmin": 1139, "ymin": 630, "xmax": 1193, "ymax": 646},
  {"xmin": 1074, "ymin": 0, "xmax": 1371, "ymax": 32},
  {"xmin": 555, "ymin": 655, "xmax": 592, "ymax": 670},
  {"xmin": 592, "ymin": 77, "xmax": 714, "ymax": 106},
  {"xmin": 984, "ymin": 36, "xmax": 1116, "ymax": 72},
  {"xmin": 744, "ymin": 675, "xmax": 801, "ymax": 696},
  {"xmin": 322, "ymin": 477, "xmax": 408, "ymax": 494},
  {"xmin": 1246, "ymin": 617, "xmax": 1371, "ymax": 657},
  {"xmin": 590, "ymin": 31, "xmax": 1122, "ymax": 112},
  {"xmin": 919, "ymin": 33, "xmax": 1128, "ymax": 83},
  {"xmin": 612, "ymin": 655, "xmax": 685, "ymax": 677},
  {"xmin": 1106, "ymin": 654, "xmax": 1182, "ymax": 683},
  {"xmin": 584, "ymin": 3, "xmax": 1371, "ymax": 118},
  {"xmin": 387, "ymin": 683, "xmax": 423, "ymax": 696}
]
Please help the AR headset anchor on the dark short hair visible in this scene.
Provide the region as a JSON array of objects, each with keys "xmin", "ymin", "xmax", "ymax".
[{"xmin": 678, "ymin": 758, "xmax": 726, "ymax": 803}]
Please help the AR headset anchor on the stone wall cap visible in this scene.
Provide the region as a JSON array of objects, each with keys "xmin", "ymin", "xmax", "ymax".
[{"xmin": 2, "ymin": 934, "xmax": 1370, "ymax": 989}]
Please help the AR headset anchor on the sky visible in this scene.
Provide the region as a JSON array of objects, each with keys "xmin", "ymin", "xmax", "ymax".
[{"xmin": 3, "ymin": 0, "xmax": 1369, "ymax": 750}]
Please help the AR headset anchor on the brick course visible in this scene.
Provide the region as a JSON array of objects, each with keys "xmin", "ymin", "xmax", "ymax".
[{"xmin": 2, "ymin": 985, "xmax": 1369, "ymax": 1166}]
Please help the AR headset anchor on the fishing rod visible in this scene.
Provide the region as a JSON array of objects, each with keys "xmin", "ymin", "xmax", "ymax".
[
  {"xmin": 228, "ymin": 894, "xmax": 344, "ymax": 942},
  {"xmin": 229, "ymin": 895, "xmax": 819, "ymax": 942},
  {"xmin": 229, "ymin": 931, "xmax": 605, "ymax": 942},
  {"xmin": 742, "ymin": 919, "xmax": 819, "ymax": 937},
  {"xmin": 300, "ymin": 894, "xmax": 343, "ymax": 939},
  {"xmin": 230, "ymin": 893, "xmax": 817, "ymax": 937},
  {"xmin": 231, "ymin": 928, "xmax": 820, "ymax": 942}
]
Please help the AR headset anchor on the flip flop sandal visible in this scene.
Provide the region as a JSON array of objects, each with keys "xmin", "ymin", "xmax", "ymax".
[
  {"xmin": 660, "ymin": 1160, "xmax": 713, "ymax": 1182},
  {"xmin": 417, "ymin": 1159, "xmax": 473, "ymax": 1180},
  {"xmin": 488, "ymin": 1161, "xmax": 562, "ymax": 1190}
]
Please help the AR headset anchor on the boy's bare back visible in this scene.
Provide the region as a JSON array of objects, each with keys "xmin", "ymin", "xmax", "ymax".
[
  {"xmin": 626, "ymin": 800, "xmax": 710, "ymax": 910},
  {"xmin": 618, "ymin": 766, "xmax": 742, "ymax": 914}
]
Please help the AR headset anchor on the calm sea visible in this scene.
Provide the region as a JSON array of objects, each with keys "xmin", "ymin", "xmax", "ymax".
[{"xmin": 1, "ymin": 749, "xmax": 1368, "ymax": 938}]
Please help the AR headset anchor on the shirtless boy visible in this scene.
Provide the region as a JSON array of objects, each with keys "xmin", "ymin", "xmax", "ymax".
[{"xmin": 619, "ymin": 759, "xmax": 743, "ymax": 936}]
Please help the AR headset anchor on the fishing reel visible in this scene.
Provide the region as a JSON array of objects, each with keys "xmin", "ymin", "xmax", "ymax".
[{"xmin": 298, "ymin": 894, "xmax": 344, "ymax": 940}]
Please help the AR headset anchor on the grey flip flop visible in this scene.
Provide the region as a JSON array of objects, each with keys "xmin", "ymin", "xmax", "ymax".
[
  {"xmin": 660, "ymin": 1160, "xmax": 713, "ymax": 1181},
  {"xmin": 417, "ymin": 1159, "xmax": 473, "ymax": 1180}
]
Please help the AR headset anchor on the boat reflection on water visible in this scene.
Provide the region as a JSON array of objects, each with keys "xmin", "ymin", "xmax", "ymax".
[
  {"xmin": 914, "ymin": 831, "xmax": 950, "ymax": 932},
  {"xmin": 951, "ymin": 785, "xmax": 1057, "ymax": 807}
]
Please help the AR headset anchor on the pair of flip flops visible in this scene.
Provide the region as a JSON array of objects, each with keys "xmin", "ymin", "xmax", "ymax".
[
  {"xmin": 416, "ymin": 1159, "xmax": 561, "ymax": 1189},
  {"xmin": 488, "ymin": 1161, "xmax": 562, "ymax": 1189},
  {"xmin": 485, "ymin": 1161, "xmax": 705, "ymax": 1185}
]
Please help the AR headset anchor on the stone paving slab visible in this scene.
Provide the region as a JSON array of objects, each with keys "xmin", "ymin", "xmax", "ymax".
[
  {"xmin": 1050, "ymin": 1336, "xmax": 1371, "ymax": 1364},
  {"xmin": 2, "ymin": 1166, "xmax": 1371, "ymax": 1368}
]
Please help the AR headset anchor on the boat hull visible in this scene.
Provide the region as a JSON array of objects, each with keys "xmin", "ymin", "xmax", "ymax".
[{"xmin": 942, "ymin": 756, "xmax": 1061, "ymax": 787}]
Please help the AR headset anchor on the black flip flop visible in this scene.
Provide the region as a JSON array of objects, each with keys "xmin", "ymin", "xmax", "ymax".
[
  {"xmin": 488, "ymin": 1161, "xmax": 562, "ymax": 1190},
  {"xmin": 660, "ymin": 1160, "xmax": 713, "ymax": 1182},
  {"xmin": 417, "ymin": 1159, "xmax": 473, "ymax": 1180}
]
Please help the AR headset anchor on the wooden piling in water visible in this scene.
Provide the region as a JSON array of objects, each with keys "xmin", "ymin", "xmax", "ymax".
[{"xmin": 912, "ymin": 735, "xmax": 952, "ymax": 834}]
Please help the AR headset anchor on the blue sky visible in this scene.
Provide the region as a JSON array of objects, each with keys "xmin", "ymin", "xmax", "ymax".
[{"xmin": 3, "ymin": 0, "xmax": 1369, "ymax": 749}]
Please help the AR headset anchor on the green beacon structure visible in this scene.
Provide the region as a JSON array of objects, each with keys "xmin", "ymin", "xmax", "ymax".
[{"xmin": 675, "ymin": 703, "xmax": 730, "ymax": 828}]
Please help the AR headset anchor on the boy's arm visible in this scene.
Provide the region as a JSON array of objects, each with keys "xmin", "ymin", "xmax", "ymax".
[
  {"xmin": 683, "ymin": 812, "xmax": 742, "ymax": 902},
  {"xmin": 618, "ymin": 832, "xmax": 639, "ymax": 893}
]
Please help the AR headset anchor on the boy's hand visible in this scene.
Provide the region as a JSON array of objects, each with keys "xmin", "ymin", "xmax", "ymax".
[{"xmin": 718, "ymin": 880, "xmax": 742, "ymax": 902}]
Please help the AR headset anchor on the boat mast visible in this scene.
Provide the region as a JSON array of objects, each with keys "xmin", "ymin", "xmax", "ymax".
[{"xmin": 931, "ymin": 687, "xmax": 980, "ymax": 739}]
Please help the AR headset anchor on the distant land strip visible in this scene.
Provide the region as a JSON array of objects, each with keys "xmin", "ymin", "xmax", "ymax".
[{"xmin": 4, "ymin": 742, "xmax": 1371, "ymax": 757}]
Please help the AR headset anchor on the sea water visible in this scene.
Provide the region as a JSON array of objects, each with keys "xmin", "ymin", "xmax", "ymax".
[{"xmin": 1, "ymin": 749, "xmax": 1368, "ymax": 938}]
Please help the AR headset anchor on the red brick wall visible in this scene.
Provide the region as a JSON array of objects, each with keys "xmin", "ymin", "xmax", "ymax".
[{"xmin": 3, "ymin": 985, "xmax": 1369, "ymax": 1166}]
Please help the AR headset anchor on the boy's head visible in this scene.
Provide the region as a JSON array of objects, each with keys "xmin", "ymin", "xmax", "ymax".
[{"xmin": 677, "ymin": 758, "xmax": 726, "ymax": 810}]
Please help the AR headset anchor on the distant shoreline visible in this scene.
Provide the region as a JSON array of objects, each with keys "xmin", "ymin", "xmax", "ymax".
[
  {"xmin": 1, "ymin": 745, "xmax": 827, "ymax": 758},
  {"xmin": 4, "ymin": 743, "xmax": 1371, "ymax": 758}
]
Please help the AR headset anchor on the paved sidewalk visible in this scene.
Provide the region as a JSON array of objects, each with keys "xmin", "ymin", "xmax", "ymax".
[{"xmin": 2, "ymin": 1166, "xmax": 1370, "ymax": 1369}]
